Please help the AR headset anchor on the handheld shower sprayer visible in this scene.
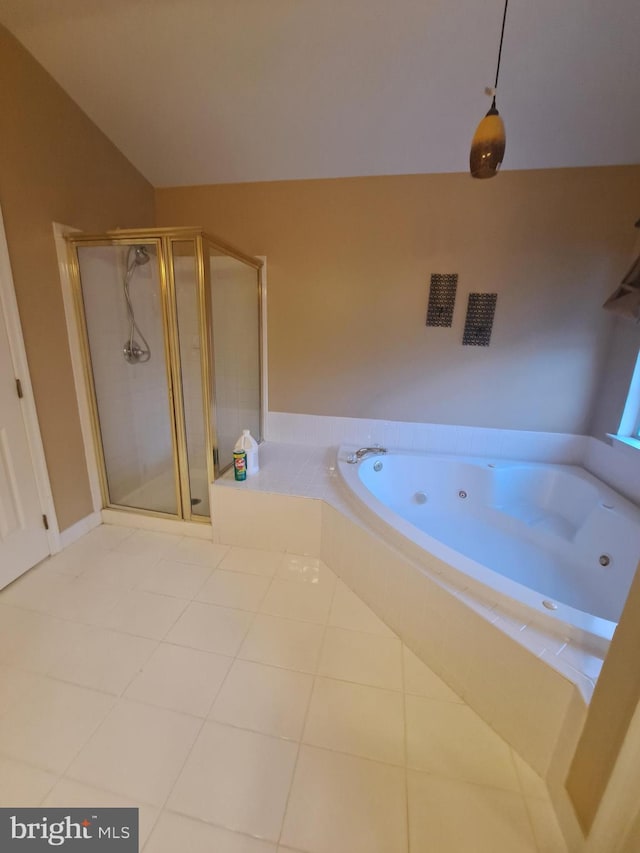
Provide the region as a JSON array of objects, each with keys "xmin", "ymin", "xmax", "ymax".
[{"xmin": 122, "ymin": 245, "xmax": 152, "ymax": 364}]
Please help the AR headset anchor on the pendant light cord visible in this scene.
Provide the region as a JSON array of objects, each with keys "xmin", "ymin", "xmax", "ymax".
[{"xmin": 494, "ymin": 0, "xmax": 509, "ymax": 91}]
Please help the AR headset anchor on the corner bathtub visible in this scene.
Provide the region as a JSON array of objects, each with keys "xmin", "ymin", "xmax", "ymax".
[{"xmin": 338, "ymin": 448, "xmax": 640, "ymax": 650}]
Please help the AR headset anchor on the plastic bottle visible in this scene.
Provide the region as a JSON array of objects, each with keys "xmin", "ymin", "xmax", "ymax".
[
  {"xmin": 234, "ymin": 429, "xmax": 259, "ymax": 477},
  {"xmin": 233, "ymin": 448, "xmax": 246, "ymax": 481}
]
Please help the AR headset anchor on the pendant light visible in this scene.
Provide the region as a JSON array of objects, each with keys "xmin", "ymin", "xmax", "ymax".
[{"xmin": 470, "ymin": 0, "xmax": 509, "ymax": 179}]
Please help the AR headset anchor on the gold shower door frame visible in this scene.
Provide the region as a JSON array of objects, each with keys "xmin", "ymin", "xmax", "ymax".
[{"xmin": 67, "ymin": 226, "xmax": 263, "ymax": 523}]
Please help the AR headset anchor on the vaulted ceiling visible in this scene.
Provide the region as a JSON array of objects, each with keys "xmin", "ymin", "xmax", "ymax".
[{"xmin": 1, "ymin": 0, "xmax": 639, "ymax": 186}]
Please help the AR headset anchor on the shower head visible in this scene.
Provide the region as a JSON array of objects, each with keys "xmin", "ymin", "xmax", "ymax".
[{"xmin": 133, "ymin": 246, "xmax": 150, "ymax": 266}]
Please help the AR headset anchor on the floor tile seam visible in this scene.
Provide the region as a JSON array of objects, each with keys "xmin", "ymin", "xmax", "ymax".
[
  {"xmin": 403, "ymin": 688, "xmax": 473, "ymax": 705},
  {"xmin": 509, "ymin": 746, "xmax": 532, "ymax": 801},
  {"xmin": 0, "ymin": 749, "xmax": 65, "ymax": 787},
  {"xmin": 134, "ymin": 584, "xmax": 202, "ymax": 602},
  {"xmin": 62, "ymin": 696, "xmax": 212, "ymax": 814},
  {"xmin": 149, "ymin": 691, "xmax": 221, "ymax": 818},
  {"xmin": 313, "ymin": 671, "xmax": 406, "ymax": 697},
  {"xmin": 5, "ymin": 567, "xmax": 75, "ymax": 590},
  {"xmin": 322, "ymin": 620, "xmax": 403, "ymax": 642},
  {"xmin": 148, "ymin": 637, "xmax": 236, "ymax": 664},
  {"xmin": 139, "ymin": 810, "xmax": 162, "ymax": 853},
  {"xmin": 232, "ymin": 604, "xmax": 335, "ymax": 627},
  {"xmin": 262, "ymin": 571, "xmax": 337, "ymax": 596},
  {"xmin": 132, "ymin": 560, "xmax": 217, "ymax": 599},
  {"xmin": 228, "ymin": 645, "xmax": 406, "ymax": 689},
  {"xmin": 300, "ymin": 727, "xmax": 406, "ymax": 769},
  {"xmin": 0, "ymin": 664, "xmax": 138, "ymax": 702},
  {"xmin": 400, "ymin": 634, "xmax": 412, "ymax": 853},
  {"xmin": 48, "ymin": 693, "xmax": 119, "ymax": 781},
  {"xmin": 80, "ymin": 621, "xmax": 181, "ymax": 644},
  {"xmin": 58, "ymin": 769, "xmax": 164, "ymax": 812},
  {"xmin": 156, "ymin": 805, "xmax": 287, "ymax": 849},
  {"xmin": 313, "ymin": 666, "xmax": 404, "ymax": 692},
  {"xmin": 197, "ymin": 641, "xmax": 243, "ymax": 721},
  {"xmin": 13, "ymin": 584, "xmax": 137, "ymax": 626},
  {"xmin": 168, "ymin": 586, "xmax": 264, "ymax": 724},
  {"xmin": 274, "ymin": 572, "xmax": 339, "ymax": 846},
  {"xmin": 181, "ymin": 561, "xmax": 218, "ymax": 599},
  {"xmin": 0, "ymin": 601, "xmax": 152, "ymax": 637},
  {"xmin": 326, "ymin": 617, "xmax": 397, "ymax": 639},
  {"xmin": 521, "ymin": 793, "xmax": 548, "ymax": 853},
  {"xmin": 110, "ymin": 637, "xmax": 163, "ymax": 700},
  {"xmin": 78, "ymin": 579, "xmax": 193, "ymax": 635},
  {"xmin": 405, "ymin": 764, "xmax": 529, "ymax": 797},
  {"xmin": 144, "ymin": 595, "xmax": 191, "ymax": 644},
  {"xmin": 46, "ymin": 611, "xmax": 172, "ymax": 649},
  {"xmin": 114, "ymin": 532, "xmax": 185, "ymax": 552},
  {"xmin": 197, "ymin": 569, "xmax": 274, "ymax": 614},
  {"xmin": 145, "ymin": 652, "xmax": 240, "ymax": 820},
  {"xmin": 255, "ymin": 606, "xmax": 332, "ymax": 626},
  {"xmin": 182, "ymin": 596, "xmax": 283, "ymax": 619},
  {"xmin": 149, "ymin": 553, "xmax": 228, "ymax": 571},
  {"xmin": 189, "ymin": 710, "xmax": 410, "ymax": 768},
  {"xmin": 110, "ymin": 693, "xmax": 217, "ymax": 728},
  {"xmin": 16, "ymin": 656, "xmax": 159, "ymax": 702}
]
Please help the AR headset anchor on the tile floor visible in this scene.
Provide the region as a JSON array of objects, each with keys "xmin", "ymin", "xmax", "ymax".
[{"xmin": 0, "ymin": 524, "xmax": 567, "ymax": 852}]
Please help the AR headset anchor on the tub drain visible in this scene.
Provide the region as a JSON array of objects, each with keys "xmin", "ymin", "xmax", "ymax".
[
  {"xmin": 599, "ymin": 554, "xmax": 611, "ymax": 567},
  {"xmin": 458, "ymin": 490, "xmax": 467, "ymax": 499}
]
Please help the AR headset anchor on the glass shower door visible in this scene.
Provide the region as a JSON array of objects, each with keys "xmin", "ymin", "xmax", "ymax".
[
  {"xmin": 76, "ymin": 243, "xmax": 180, "ymax": 515},
  {"xmin": 172, "ymin": 239, "xmax": 211, "ymax": 518},
  {"xmin": 208, "ymin": 248, "xmax": 262, "ymax": 473}
]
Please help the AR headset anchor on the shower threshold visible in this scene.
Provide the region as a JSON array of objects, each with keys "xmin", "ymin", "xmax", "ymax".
[{"xmin": 118, "ymin": 467, "xmax": 210, "ymax": 518}]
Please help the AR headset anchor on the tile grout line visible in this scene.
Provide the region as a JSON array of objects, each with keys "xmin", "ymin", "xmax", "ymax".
[
  {"xmin": 42, "ymin": 536, "xmax": 183, "ymax": 780},
  {"xmin": 139, "ymin": 552, "xmax": 290, "ymax": 848},
  {"xmin": 401, "ymin": 644, "xmax": 411, "ymax": 853},
  {"xmin": 274, "ymin": 563, "xmax": 339, "ymax": 849},
  {"xmin": 24, "ymin": 536, "xmax": 220, "ymax": 843},
  {"xmin": 504, "ymin": 748, "xmax": 544, "ymax": 853}
]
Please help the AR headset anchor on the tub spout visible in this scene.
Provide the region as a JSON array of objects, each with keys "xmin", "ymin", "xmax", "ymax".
[{"xmin": 346, "ymin": 446, "xmax": 388, "ymax": 464}]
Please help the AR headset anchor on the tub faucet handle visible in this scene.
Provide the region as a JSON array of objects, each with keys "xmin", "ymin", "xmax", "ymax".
[{"xmin": 347, "ymin": 446, "xmax": 388, "ymax": 463}]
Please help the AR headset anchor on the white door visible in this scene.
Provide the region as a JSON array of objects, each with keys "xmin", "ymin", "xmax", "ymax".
[{"xmin": 0, "ymin": 288, "xmax": 50, "ymax": 588}]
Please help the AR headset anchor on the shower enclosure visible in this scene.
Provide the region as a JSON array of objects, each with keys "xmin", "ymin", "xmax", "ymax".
[{"xmin": 67, "ymin": 227, "xmax": 263, "ymax": 522}]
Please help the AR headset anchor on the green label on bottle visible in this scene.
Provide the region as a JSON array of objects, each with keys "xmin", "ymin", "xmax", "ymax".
[{"xmin": 233, "ymin": 451, "xmax": 247, "ymax": 481}]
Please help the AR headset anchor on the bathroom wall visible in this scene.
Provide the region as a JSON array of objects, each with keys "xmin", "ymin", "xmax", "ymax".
[
  {"xmin": 0, "ymin": 24, "xmax": 154, "ymax": 531},
  {"xmin": 156, "ymin": 165, "xmax": 640, "ymax": 437},
  {"xmin": 589, "ymin": 228, "xmax": 640, "ymax": 440}
]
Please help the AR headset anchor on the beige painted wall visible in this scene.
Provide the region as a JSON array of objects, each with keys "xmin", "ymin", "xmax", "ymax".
[
  {"xmin": 589, "ymin": 227, "xmax": 640, "ymax": 439},
  {"xmin": 156, "ymin": 166, "xmax": 640, "ymax": 435},
  {"xmin": 0, "ymin": 25, "xmax": 155, "ymax": 530}
]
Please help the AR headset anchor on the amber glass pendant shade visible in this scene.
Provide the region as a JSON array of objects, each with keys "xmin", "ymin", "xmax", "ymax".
[{"xmin": 470, "ymin": 101, "xmax": 506, "ymax": 179}]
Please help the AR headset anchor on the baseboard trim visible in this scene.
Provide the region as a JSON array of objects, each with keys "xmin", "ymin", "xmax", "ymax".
[
  {"xmin": 59, "ymin": 511, "xmax": 102, "ymax": 548},
  {"xmin": 101, "ymin": 508, "xmax": 213, "ymax": 540}
]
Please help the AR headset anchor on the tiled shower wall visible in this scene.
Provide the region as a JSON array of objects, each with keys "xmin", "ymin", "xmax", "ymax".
[
  {"xmin": 266, "ymin": 412, "xmax": 588, "ymax": 463},
  {"xmin": 174, "ymin": 254, "xmax": 206, "ymax": 472},
  {"xmin": 266, "ymin": 411, "xmax": 640, "ymax": 503}
]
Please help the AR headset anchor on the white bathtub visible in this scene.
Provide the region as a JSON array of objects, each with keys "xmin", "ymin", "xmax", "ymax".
[{"xmin": 338, "ymin": 448, "xmax": 640, "ymax": 649}]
